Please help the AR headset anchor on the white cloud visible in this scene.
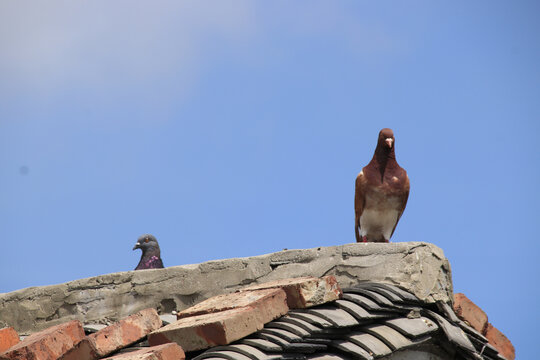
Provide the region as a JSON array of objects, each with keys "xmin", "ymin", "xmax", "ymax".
[
  {"xmin": 0, "ymin": 1, "xmax": 406, "ymax": 126},
  {"xmin": 0, "ymin": 1, "xmax": 256, "ymax": 102}
]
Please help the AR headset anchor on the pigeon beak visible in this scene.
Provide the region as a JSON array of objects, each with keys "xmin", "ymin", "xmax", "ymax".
[
  {"xmin": 385, "ymin": 138, "xmax": 393, "ymax": 148},
  {"xmin": 133, "ymin": 243, "xmax": 140, "ymax": 250}
]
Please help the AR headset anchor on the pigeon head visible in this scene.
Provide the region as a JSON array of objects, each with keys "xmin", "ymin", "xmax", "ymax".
[
  {"xmin": 374, "ymin": 128, "xmax": 397, "ymax": 162},
  {"xmin": 378, "ymin": 128, "xmax": 395, "ymax": 150},
  {"xmin": 133, "ymin": 234, "xmax": 160, "ymax": 254}
]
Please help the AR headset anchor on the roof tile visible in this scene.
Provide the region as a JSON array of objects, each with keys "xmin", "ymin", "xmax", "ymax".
[
  {"xmin": 193, "ymin": 349, "xmax": 254, "ymax": 360},
  {"xmin": 255, "ymin": 332, "xmax": 291, "ymax": 348},
  {"xmin": 306, "ymin": 355, "xmax": 351, "ymax": 360},
  {"xmin": 259, "ymin": 328, "xmax": 302, "ymax": 343},
  {"xmin": 384, "ymin": 317, "xmax": 438, "ymax": 338},
  {"xmin": 335, "ymin": 300, "xmax": 381, "ymax": 321},
  {"xmin": 308, "ymin": 354, "xmax": 350, "ymax": 360},
  {"xmin": 286, "ymin": 311, "xmax": 333, "ymax": 328},
  {"xmin": 354, "ymin": 284, "xmax": 404, "ymax": 304},
  {"xmin": 330, "ymin": 340, "xmax": 373, "ymax": 360},
  {"xmin": 303, "ymin": 308, "xmax": 359, "ymax": 328},
  {"xmin": 425, "ymin": 310, "xmax": 477, "ymax": 353},
  {"xmin": 341, "ymin": 293, "xmax": 386, "ymax": 312},
  {"xmin": 239, "ymin": 339, "xmax": 282, "ymax": 352},
  {"xmin": 347, "ymin": 332, "xmax": 392, "ymax": 357},
  {"xmin": 369, "ymin": 283, "xmax": 419, "ymax": 303},
  {"xmin": 360, "ymin": 324, "xmax": 413, "ymax": 351},
  {"xmin": 279, "ymin": 316, "xmax": 323, "ymax": 334},
  {"xmin": 194, "ymin": 344, "xmax": 278, "ymax": 360},
  {"xmin": 265, "ymin": 321, "xmax": 311, "ymax": 338}
]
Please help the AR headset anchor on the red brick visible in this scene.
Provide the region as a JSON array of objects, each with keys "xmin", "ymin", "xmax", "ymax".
[
  {"xmin": 101, "ymin": 343, "xmax": 185, "ymax": 360},
  {"xmin": 150, "ymin": 289, "xmax": 288, "ymax": 352},
  {"xmin": 240, "ymin": 276, "xmax": 343, "ymax": 308},
  {"xmin": 0, "ymin": 320, "xmax": 85, "ymax": 360},
  {"xmin": 0, "ymin": 328, "xmax": 19, "ymax": 353},
  {"xmin": 485, "ymin": 323, "xmax": 515, "ymax": 360},
  {"xmin": 453, "ymin": 293, "xmax": 488, "ymax": 334},
  {"xmin": 177, "ymin": 288, "xmax": 287, "ymax": 319},
  {"xmin": 60, "ymin": 308, "xmax": 162, "ymax": 360},
  {"xmin": 58, "ymin": 338, "xmax": 98, "ymax": 360}
]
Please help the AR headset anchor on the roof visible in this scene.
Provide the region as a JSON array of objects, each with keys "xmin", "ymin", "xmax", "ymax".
[
  {"xmin": 0, "ymin": 244, "xmax": 514, "ymax": 360},
  {"xmin": 189, "ymin": 282, "xmax": 505, "ymax": 360}
]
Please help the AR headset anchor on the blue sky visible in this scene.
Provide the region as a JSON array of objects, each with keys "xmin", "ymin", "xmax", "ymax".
[{"xmin": 1, "ymin": 1, "xmax": 538, "ymax": 357}]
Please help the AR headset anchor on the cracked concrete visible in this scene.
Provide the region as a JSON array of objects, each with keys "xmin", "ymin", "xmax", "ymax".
[{"xmin": 0, "ymin": 242, "xmax": 452, "ymax": 334}]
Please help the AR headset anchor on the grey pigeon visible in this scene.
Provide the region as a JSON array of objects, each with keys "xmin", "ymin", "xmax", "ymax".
[{"xmin": 133, "ymin": 234, "xmax": 164, "ymax": 270}]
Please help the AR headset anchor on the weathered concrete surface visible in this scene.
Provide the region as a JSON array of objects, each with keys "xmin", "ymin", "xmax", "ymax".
[{"xmin": 0, "ymin": 242, "xmax": 452, "ymax": 334}]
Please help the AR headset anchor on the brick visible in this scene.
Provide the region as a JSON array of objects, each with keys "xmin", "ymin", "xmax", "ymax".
[
  {"xmin": 149, "ymin": 289, "xmax": 288, "ymax": 352},
  {"xmin": 0, "ymin": 320, "xmax": 84, "ymax": 360},
  {"xmin": 101, "ymin": 343, "xmax": 185, "ymax": 360},
  {"xmin": 0, "ymin": 328, "xmax": 19, "ymax": 353},
  {"xmin": 60, "ymin": 308, "xmax": 162, "ymax": 360},
  {"xmin": 58, "ymin": 338, "xmax": 97, "ymax": 360},
  {"xmin": 453, "ymin": 293, "xmax": 488, "ymax": 334},
  {"xmin": 485, "ymin": 323, "xmax": 515, "ymax": 360},
  {"xmin": 177, "ymin": 288, "xmax": 287, "ymax": 319},
  {"xmin": 240, "ymin": 276, "xmax": 343, "ymax": 308}
]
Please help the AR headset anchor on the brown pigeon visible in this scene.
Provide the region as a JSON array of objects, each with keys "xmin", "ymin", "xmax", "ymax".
[{"xmin": 355, "ymin": 128, "xmax": 410, "ymax": 243}]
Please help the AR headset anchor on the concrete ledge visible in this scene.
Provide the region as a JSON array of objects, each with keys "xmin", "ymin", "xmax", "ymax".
[{"xmin": 0, "ymin": 242, "xmax": 452, "ymax": 334}]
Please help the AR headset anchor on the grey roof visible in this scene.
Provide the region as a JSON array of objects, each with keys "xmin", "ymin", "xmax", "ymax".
[{"xmin": 191, "ymin": 282, "xmax": 506, "ymax": 360}]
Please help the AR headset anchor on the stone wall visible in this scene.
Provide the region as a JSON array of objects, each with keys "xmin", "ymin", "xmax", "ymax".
[{"xmin": 0, "ymin": 242, "xmax": 452, "ymax": 334}]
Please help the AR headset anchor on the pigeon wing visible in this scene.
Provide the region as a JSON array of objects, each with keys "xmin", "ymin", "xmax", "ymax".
[
  {"xmin": 390, "ymin": 173, "xmax": 410, "ymax": 238},
  {"xmin": 354, "ymin": 171, "xmax": 366, "ymax": 242}
]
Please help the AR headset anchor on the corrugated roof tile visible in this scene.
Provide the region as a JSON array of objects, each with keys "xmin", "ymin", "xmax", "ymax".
[
  {"xmin": 341, "ymin": 293, "xmax": 386, "ymax": 313},
  {"xmin": 255, "ymin": 332, "xmax": 291, "ymax": 348},
  {"xmin": 330, "ymin": 340, "xmax": 373, "ymax": 360},
  {"xmin": 259, "ymin": 328, "xmax": 303, "ymax": 343},
  {"xmin": 286, "ymin": 311, "xmax": 334, "ymax": 328},
  {"xmin": 385, "ymin": 317, "xmax": 439, "ymax": 338},
  {"xmin": 280, "ymin": 316, "xmax": 324, "ymax": 334},
  {"xmin": 426, "ymin": 310, "xmax": 477, "ymax": 354},
  {"xmin": 346, "ymin": 289, "xmax": 394, "ymax": 307},
  {"xmin": 265, "ymin": 321, "xmax": 311, "ymax": 338},
  {"xmin": 285, "ymin": 342, "xmax": 327, "ymax": 353},
  {"xmin": 193, "ymin": 350, "xmax": 255, "ymax": 360},
  {"xmin": 303, "ymin": 308, "xmax": 359, "ymax": 328},
  {"xmin": 194, "ymin": 344, "xmax": 279, "ymax": 360},
  {"xmin": 239, "ymin": 339, "xmax": 282, "ymax": 352},
  {"xmin": 334, "ymin": 299, "xmax": 382, "ymax": 321},
  {"xmin": 347, "ymin": 332, "xmax": 392, "ymax": 357},
  {"xmin": 354, "ymin": 284, "xmax": 404, "ymax": 304},
  {"xmin": 369, "ymin": 283, "xmax": 419, "ymax": 303},
  {"xmin": 360, "ymin": 324, "xmax": 413, "ymax": 351},
  {"xmin": 306, "ymin": 354, "xmax": 351, "ymax": 360}
]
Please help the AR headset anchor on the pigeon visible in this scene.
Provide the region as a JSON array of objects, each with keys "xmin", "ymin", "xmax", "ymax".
[
  {"xmin": 133, "ymin": 234, "xmax": 164, "ymax": 270},
  {"xmin": 355, "ymin": 128, "xmax": 410, "ymax": 243}
]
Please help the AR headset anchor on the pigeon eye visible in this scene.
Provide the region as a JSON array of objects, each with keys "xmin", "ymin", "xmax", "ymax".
[{"xmin": 145, "ymin": 238, "xmax": 149, "ymax": 243}]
